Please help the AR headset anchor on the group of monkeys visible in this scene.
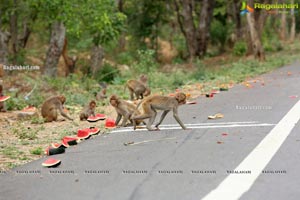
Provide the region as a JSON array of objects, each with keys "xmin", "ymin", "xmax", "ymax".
[{"xmin": 3, "ymin": 75, "xmax": 188, "ymax": 131}]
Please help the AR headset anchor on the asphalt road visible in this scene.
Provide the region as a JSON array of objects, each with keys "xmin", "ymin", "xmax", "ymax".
[{"xmin": 1, "ymin": 61, "xmax": 300, "ymax": 200}]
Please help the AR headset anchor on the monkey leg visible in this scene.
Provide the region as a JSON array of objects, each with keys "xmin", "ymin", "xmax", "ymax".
[
  {"xmin": 121, "ymin": 113, "xmax": 131, "ymax": 127},
  {"xmin": 147, "ymin": 109, "xmax": 158, "ymax": 131},
  {"xmin": 155, "ymin": 110, "xmax": 170, "ymax": 128},
  {"xmin": 173, "ymin": 107, "xmax": 187, "ymax": 130}
]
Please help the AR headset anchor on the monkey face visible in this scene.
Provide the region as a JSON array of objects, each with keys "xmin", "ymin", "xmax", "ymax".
[
  {"xmin": 109, "ymin": 95, "xmax": 119, "ymax": 107},
  {"xmin": 175, "ymin": 93, "xmax": 186, "ymax": 105},
  {"xmin": 59, "ymin": 95, "xmax": 66, "ymax": 104},
  {"xmin": 90, "ymin": 100, "xmax": 96, "ymax": 108}
]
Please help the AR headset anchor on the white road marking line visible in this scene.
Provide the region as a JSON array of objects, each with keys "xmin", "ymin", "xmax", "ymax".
[
  {"xmin": 202, "ymin": 99, "xmax": 300, "ymax": 200},
  {"xmin": 114, "ymin": 121, "xmax": 260, "ymax": 131},
  {"xmin": 111, "ymin": 123, "xmax": 275, "ymax": 133}
]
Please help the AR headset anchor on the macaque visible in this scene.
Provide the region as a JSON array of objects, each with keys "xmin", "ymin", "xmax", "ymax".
[
  {"xmin": 96, "ymin": 88, "xmax": 107, "ymax": 101},
  {"xmin": 132, "ymin": 92, "xmax": 187, "ymax": 131},
  {"xmin": 109, "ymin": 94, "xmax": 143, "ymax": 127},
  {"xmin": 41, "ymin": 95, "xmax": 73, "ymax": 122},
  {"xmin": 79, "ymin": 100, "xmax": 96, "ymax": 121},
  {"xmin": 0, "ymin": 83, "xmax": 6, "ymax": 112},
  {"xmin": 96, "ymin": 82, "xmax": 108, "ymax": 101},
  {"xmin": 125, "ymin": 74, "xmax": 151, "ymax": 100}
]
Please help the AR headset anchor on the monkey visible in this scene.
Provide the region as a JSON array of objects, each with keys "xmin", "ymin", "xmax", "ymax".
[
  {"xmin": 41, "ymin": 95, "xmax": 73, "ymax": 122},
  {"xmin": 125, "ymin": 74, "xmax": 151, "ymax": 100},
  {"xmin": 109, "ymin": 94, "xmax": 144, "ymax": 127},
  {"xmin": 0, "ymin": 83, "xmax": 6, "ymax": 112},
  {"xmin": 79, "ymin": 100, "xmax": 96, "ymax": 121},
  {"xmin": 96, "ymin": 88, "xmax": 107, "ymax": 101},
  {"xmin": 131, "ymin": 92, "xmax": 187, "ymax": 131}
]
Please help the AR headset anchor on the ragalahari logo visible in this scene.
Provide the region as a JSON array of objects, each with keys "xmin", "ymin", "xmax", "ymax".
[{"xmin": 240, "ymin": 2, "xmax": 254, "ymax": 15}]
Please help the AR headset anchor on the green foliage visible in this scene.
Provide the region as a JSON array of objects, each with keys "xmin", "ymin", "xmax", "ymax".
[
  {"xmin": 233, "ymin": 41, "xmax": 247, "ymax": 56},
  {"xmin": 30, "ymin": 147, "xmax": 43, "ymax": 155},
  {"xmin": 1, "ymin": 146, "xmax": 23, "ymax": 159},
  {"xmin": 5, "ymin": 97, "xmax": 27, "ymax": 111},
  {"xmin": 94, "ymin": 63, "xmax": 119, "ymax": 83},
  {"xmin": 132, "ymin": 49, "xmax": 157, "ymax": 74},
  {"xmin": 210, "ymin": 19, "xmax": 231, "ymax": 52}
]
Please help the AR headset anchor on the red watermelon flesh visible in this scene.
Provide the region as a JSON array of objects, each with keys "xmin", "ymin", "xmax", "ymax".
[
  {"xmin": 42, "ymin": 158, "xmax": 61, "ymax": 167},
  {"xmin": 105, "ymin": 118, "xmax": 116, "ymax": 129},
  {"xmin": 0, "ymin": 96, "xmax": 10, "ymax": 102},
  {"xmin": 62, "ymin": 136, "xmax": 78, "ymax": 145},
  {"xmin": 77, "ymin": 129, "xmax": 90, "ymax": 139}
]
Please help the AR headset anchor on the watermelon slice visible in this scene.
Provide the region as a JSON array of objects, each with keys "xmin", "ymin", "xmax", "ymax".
[
  {"xmin": 0, "ymin": 96, "xmax": 10, "ymax": 102},
  {"xmin": 105, "ymin": 118, "xmax": 116, "ymax": 129},
  {"xmin": 86, "ymin": 127, "xmax": 100, "ymax": 135},
  {"xmin": 21, "ymin": 105, "xmax": 37, "ymax": 112},
  {"xmin": 45, "ymin": 146, "xmax": 65, "ymax": 156},
  {"xmin": 51, "ymin": 142, "xmax": 69, "ymax": 149},
  {"xmin": 62, "ymin": 136, "xmax": 78, "ymax": 146},
  {"xmin": 87, "ymin": 114, "xmax": 106, "ymax": 122},
  {"xmin": 77, "ymin": 129, "xmax": 91, "ymax": 140},
  {"xmin": 42, "ymin": 158, "xmax": 61, "ymax": 168}
]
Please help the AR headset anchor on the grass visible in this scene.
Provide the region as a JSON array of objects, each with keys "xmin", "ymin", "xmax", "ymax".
[{"xmin": 1, "ymin": 146, "xmax": 24, "ymax": 159}]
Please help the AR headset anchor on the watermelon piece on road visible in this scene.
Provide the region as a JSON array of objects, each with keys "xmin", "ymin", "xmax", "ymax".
[
  {"xmin": 62, "ymin": 136, "xmax": 78, "ymax": 146},
  {"xmin": 42, "ymin": 158, "xmax": 61, "ymax": 168}
]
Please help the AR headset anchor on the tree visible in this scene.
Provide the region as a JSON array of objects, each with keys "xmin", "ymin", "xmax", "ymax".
[
  {"xmin": 246, "ymin": 0, "xmax": 265, "ymax": 61},
  {"xmin": 174, "ymin": 0, "xmax": 215, "ymax": 61},
  {"xmin": 290, "ymin": 0, "xmax": 296, "ymax": 42},
  {"xmin": 78, "ymin": 0, "xmax": 126, "ymax": 74}
]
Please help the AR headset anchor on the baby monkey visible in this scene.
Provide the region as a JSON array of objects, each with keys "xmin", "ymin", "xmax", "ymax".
[
  {"xmin": 41, "ymin": 95, "xmax": 73, "ymax": 122},
  {"xmin": 132, "ymin": 92, "xmax": 187, "ymax": 131},
  {"xmin": 109, "ymin": 94, "xmax": 143, "ymax": 127},
  {"xmin": 80, "ymin": 100, "xmax": 96, "ymax": 121}
]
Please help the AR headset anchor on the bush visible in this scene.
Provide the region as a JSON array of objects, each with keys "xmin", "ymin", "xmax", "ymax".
[
  {"xmin": 233, "ymin": 41, "xmax": 247, "ymax": 56},
  {"xmin": 30, "ymin": 147, "xmax": 43, "ymax": 155},
  {"xmin": 132, "ymin": 49, "xmax": 157, "ymax": 74},
  {"xmin": 94, "ymin": 63, "xmax": 119, "ymax": 83}
]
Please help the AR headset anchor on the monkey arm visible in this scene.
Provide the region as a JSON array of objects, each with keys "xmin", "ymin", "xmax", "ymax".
[
  {"xmin": 173, "ymin": 107, "xmax": 187, "ymax": 130},
  {"xmin": 121, "ymin": 113, "xmax": 131, "ymax": 127},
  {"xmin": 59, "ymin": 105, "xmax": 73, "ymax": 120}
]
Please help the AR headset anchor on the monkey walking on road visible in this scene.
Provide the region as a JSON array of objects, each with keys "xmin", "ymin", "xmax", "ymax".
[
  {"xmin": 131, "ymin": 92, "xmax": 187, "ymax": 131},
  {"xmin": 110, "ymin": 94, "xmax": 144, "ymax": 127}
]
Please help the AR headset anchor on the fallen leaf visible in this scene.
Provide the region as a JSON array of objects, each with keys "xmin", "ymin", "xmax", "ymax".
[
  {"xmin": 217, "ymin": 141, "xmax": 223, "ymax": 144},
  {"xmin": 222, "ymin": 133, "xmax": 228, "ymax": 136},
  {"xmin": 208, "ymin": 113, "xmax": 224, "ymax": 119}
]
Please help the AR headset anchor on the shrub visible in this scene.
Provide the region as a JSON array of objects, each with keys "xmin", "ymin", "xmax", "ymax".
[{"xmin": 233, "ymin": 41, "xmax": 247, "ymax": 56}]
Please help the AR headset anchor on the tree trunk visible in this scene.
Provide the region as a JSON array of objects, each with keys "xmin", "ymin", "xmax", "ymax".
[
  {"xmin": 233, "ymin": 0, "xmax": 242, "ymax": 40},
  {"xmin": 0, "ymin": 31, "xmax": 10, "ymax": 65},
  {"xmin": 62, "ymin": 38, "xmax": 77, "ymax": 76},
  {"xmin": 196, "ymin": 0, "xmax": 215, "ymax": 57},
  {"xmin": 117, "ymin": 0, "xmax": 126, "ymax": 51},
  {"xmin": 91, "ymin": 44, "xmax": 104, "ymax": 75},
  {"xmin": 246, "ymin": 10, "xmax": 265, "ymax": 61},
  {"xmin": 10, "ymin": 0, "xmax": 18, "ymax": 65},
  {"xmin": 174, "ymin": 0, "xmax": 197, "ymax": 61},
  {"xmin": 279, "ymin": 9, "xmax": 287, "ymax": 41},
  {"xmin": 44, "ymin": 21, "xmax": 66, "ymax": 77},
  {"xmin": 290, "ymin": 0, "xmax": 296, "ymax": 42}
]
